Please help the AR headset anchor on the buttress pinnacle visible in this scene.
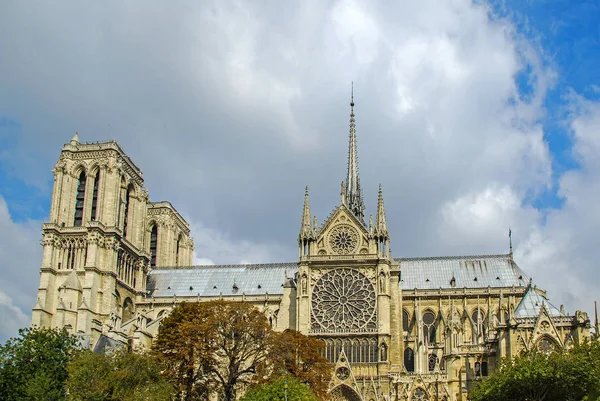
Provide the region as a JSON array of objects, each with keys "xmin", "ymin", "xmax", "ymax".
[
  {"xmin": 299, "ymin": 186, "xmax": 314, "ymax": 240},
  {"xmin": 345, "ymin": 83, "xmax": 365, "ymax": 222},
  {"xmin": 375, "ymin": 184, "xmax": 388, "ymax": 237}
]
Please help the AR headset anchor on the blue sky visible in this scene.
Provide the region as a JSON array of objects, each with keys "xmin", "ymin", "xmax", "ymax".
[
  {"xmin": 1, "ymin": 0, "xmax": 600, "ymax": 342},
  {"xmin": 492, "ymin": 0, "xmax": 600, "ymax": 210}
]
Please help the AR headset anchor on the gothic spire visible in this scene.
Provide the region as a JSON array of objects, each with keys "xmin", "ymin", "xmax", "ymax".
[
  {"xmin": 345, "ymin": 82, "xmax": 365, "ymax": 222},
  {"xmin": 375, "ymin": 184, "xmax": 388, "ymax": 237},
  {"xmin": 299, "ymin": 186, "xmax": 314, "ymax": 240}
]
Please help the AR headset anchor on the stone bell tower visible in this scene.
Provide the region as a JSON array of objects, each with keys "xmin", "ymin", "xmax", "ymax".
[
  {"xmin": 32, "ymin": 134, "xmax": 193, "ymax": 347},
  {"xmin": 296, "ymin": 89, "xmax": 402, "ymax": 400}
]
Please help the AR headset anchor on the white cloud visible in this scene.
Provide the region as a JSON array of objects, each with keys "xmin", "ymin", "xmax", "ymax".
[
  {"xmin": 515, "ymin": 96, "xmax": 600, "ymax": 314},
  {"xmin": 0, "ymin": 196, "xmax": 41, "ymax": 342},
  {"xmin": 0, "ymin": 0, "xmax": 597, "ymax": 319},
  {"xmin": 190, "ymin": 221, "xmax": 288, "ymax": 265},
  {"xmin": 0, "ymin": 290, "xmax": 30, "ymax": 341}
]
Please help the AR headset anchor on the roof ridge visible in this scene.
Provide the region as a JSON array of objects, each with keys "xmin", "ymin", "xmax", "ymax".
[
  {"xmin": 151, "ymin": 262, "xmax": 298, "ymax": 270},
  {"xmin": 396, "ymin": 253, "xmax": 511, "ymax": 262}
]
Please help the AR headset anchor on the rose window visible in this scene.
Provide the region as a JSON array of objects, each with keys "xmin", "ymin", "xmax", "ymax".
[
  {"xmin": 537, "ymin": 337, "xmax": 555, "ymax": 354},
  {"xmin": 411, "ymin": 388, "xmax": 428, "ymax": 401},
  {"xmin": 336, "ymin": 367, "xmax": 350, "ymax": 381},
  {"xmin": 311, "ymin": 268, "xmax": 376, "ymax": 333},
  {"xmin": 328, "ymin": 225, "xmax": 359, "ymax": 254}
]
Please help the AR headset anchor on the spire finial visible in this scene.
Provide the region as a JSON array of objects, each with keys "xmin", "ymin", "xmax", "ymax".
[
  {"xmin": 509, "ymin": 228, "xmax": 513, "ymax": 260},
  {"xmin": 345, "ymin": 82, "xmax": 365, "ymax": 222}
]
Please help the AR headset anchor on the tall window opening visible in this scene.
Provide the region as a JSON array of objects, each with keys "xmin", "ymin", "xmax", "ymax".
[
  {"xmin": 150, "ymin": 225, "xmax": 158, "ymax": 267},
  {"xmin": 404, "ymin": 348, "xmax": 415, "ymax": 372},
  {"xmin": 122, "ymin": 184, "xmax": 133, "ymax": 237},
  {"xmin": 428, "ymin": 354, "xmax": 437, "ymax": 372},
  {"xmin": 175, "ymin": 234, "xmax": 181, "ymax": 266},
  {"xmin": 423, "ymin": 310, "xmax": 436, "ymax": 345},
  {"xmin": 403, "ymin": 310, "xmax": 410, "ymax": 333},
  {"xmin": 90, "ymin": 171, "xmax": 100, "ymax": 221},
  {"xmin": 472, "ymin": 309, "xmax": 486, "ymax": 340},
  {"xmin": 74, "ymin": 171, "xmax": 86, "ymax": 226}
]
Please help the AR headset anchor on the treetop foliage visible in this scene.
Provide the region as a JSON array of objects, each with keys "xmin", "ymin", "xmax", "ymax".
[
  {"xmin": 0, "ymin": 327, "xmax": 80, "ymax": 401},
  {"xmin": 470, "ymin": 341, "xmax": 600, "ymax": 401},
  {"xmin": 153, "ymin": 301, "xmax": 332, "ymax": 401},
  {"xmin": 240, "ymin": 376, "xmax": 319, "ymax": 401}
]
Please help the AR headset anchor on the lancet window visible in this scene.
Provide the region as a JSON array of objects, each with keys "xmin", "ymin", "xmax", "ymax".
[
  {"xmin": 90, "ymin": 170, "xmax": 100, "ymax": 221},
  {"xmin": 472, "ymin": 309, "xmax": 487, "ymax": 339},
  {"xmin": 74, "ymin": 171, "xmax": 86, "ymax": 226},
  {"xmin": 321, "ymin": 337, "xmax": 378, "ymax": 363},
  {"xmin": 175, "ymin": 234, "xmax": 182, "ymax": 266},
  {"xmin": 423, "ymin": 310, "xmax": 436, "ymax": 345},
  {"xmin": 122, "ymin": 184, "xmax": 133, "ymax": 238},
  {"xmin": 404, "ymin": 348, "xmax": 415, "ymax": 372},
  {"xmin": 428, "ymin": 353, "xmax": 437, "ymax": 372},
  {"xmin": 116, "ymin": 249, "xmax": 137, "ymax": 287},
  {"xmin": 403, "ymin": 310, "xmax": 411, "ymax": 333},
  {"xmin": 150, "ymin": 225, "xmax": 158, "ymax": 267}
]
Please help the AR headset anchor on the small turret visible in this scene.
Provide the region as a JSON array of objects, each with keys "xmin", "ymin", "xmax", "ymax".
[
  {"xmin": 374, "ymin": 184, "xmax": 388, "ymax": 237},
  {"xmin": 70, "ymin": 132, "xmax": 80, "ymax": 145},
  {"xmin": 374, "ymin": 184, "xmax": 390, "ymax": 256},
  {"xmin": 298, "ymin": 186, "xmax": 315, "ymax": 257}
]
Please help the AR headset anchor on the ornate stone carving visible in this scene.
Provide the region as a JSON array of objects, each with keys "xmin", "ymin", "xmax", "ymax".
[
  {"xmin": 328, "ymin": 224, "xmax": 359, "ymax": 255},
  {"xmin": 311, "ymin": 268, "xmax": 376, "ymax": 333}
]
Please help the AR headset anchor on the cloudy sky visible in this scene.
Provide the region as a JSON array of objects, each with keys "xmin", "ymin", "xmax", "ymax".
[{"xmin": 1, "ymin": 0, "xmax": 599, "ymax": 342}]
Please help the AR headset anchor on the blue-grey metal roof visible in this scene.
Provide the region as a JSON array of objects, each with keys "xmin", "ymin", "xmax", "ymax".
[
  {"xmin": 147, "ymin": 254, "xmax": 531, "ymax": 297},
  {"xmin": 397, "ymin": 254, "xmax": 529, "ymax": 290},
  {"xmin": 514, "ymin": 285, "xmax": 564, "ymax": 317},
  {"xmin": 147, "ymin": 263, "xmax": 298, "ymax": 298}
]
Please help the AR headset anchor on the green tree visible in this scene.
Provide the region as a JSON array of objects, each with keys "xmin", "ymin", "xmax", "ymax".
[
  {"xmin": 66, "ymin": 351, "xmax": 113, "ymax": 401},
  {"xmin": 67, "ymin": 351, "xmax": 174, "ymax": 401},
  {"xmin": 0, "ymin": 327, "xmax": 80, "ymax": 401},
  {"xmin": 470, "ymin": 342, "xmax": 600, "ymax": 401},
  {"xmin": 67, "ymin": 349, "xmax": 174, "ymax": 401},
  {"xmin": 240, "ymin": 377, "xmax": 319, "ymax": 401}
]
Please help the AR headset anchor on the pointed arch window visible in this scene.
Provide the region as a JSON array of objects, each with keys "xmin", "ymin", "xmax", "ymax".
[
  {"xmin": 404, "ymin": 348, "xmax": 415, "ymax": 372},
  {"xmin": 150, "ymin": 225, "xmax": 158, "ymax": 267},
  {"xmin": 175, "ymin": 234, "xmax": 182, "ymax": 266},
  {"xmin": 472, "ymin": 309, "xmax": 487, "ymax": 339},
  {"xmin": 403, "ymin": 310, "xmax": 410, "ymax": 333},
  {"xmin": 74, "ymin": 171, "xmax": 86, "ymax": 226},
  {"xmin": 90, "ymin": 170, "xmax": 100, "ymax": 221},
  {"xmin": 428, "ymin": 354, "xmax": 437, "ymax": 372},
  {"xmin": 123, "ymin": 184, "xmax": 133, "ymax": 237},
  {"xmin": 423, "ymin": 310, "xmax": 436, "ymax": 345}
]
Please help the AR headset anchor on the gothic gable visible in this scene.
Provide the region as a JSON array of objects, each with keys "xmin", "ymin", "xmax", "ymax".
[
  {"xmin": 530, "ymin": 306, "xmax": 564, "ymax": 350},
  {"xmin": 315, "ymin": 205, "xmax": 371, "ymax": 256}
]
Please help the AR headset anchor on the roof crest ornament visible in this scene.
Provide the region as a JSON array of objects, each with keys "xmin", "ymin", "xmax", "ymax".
[{"xmin": 345, "ymin": 82, "xmax": 365, "ymax": 222}]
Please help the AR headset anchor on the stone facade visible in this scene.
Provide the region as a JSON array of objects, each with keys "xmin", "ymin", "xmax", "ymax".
[{"xmin": 33, "ymin": 101, "xmax": 592, "ymax": 401}]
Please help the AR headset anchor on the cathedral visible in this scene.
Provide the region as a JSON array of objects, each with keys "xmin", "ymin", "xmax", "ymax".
[{"xmin": 31, "ymin": 95, "xmax": 592, "ymax": 401}]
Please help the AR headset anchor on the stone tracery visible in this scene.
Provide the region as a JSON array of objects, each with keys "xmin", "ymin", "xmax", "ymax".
[{"xmin": 311, "ymin": 268, "xmax": 376, "ymax": 333}]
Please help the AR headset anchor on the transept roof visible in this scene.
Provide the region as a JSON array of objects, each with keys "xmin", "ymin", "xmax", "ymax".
[{"xmin": 514, "ymin": 284, "xmax": 564, "ymax": 317}]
